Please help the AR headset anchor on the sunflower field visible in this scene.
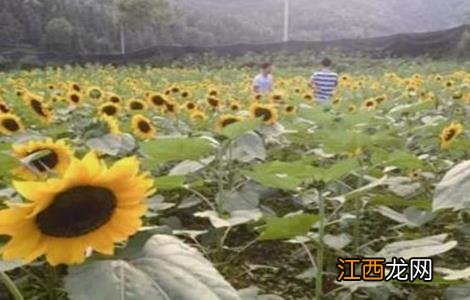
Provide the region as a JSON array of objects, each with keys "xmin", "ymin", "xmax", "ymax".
[{"xmin": 0, "ymin": 64, "xmax": 469, "ymax": 300}]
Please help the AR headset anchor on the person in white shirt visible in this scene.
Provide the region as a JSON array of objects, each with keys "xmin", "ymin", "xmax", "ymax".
[{"xmin": 253, "ymin": 62, "xmax": 273, "ymax": 94}]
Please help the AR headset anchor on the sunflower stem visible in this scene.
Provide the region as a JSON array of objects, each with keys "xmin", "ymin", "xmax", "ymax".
[
  {"xmin": 0, "ymin": 272, "xmax": 24, "ymax": 300},
  {"xmin": 316, "ymin": 187, "xmax": 325, "ymax": 300},
  {"xmin": 353, "ymin": 157, "xmax": 365, "ymax": 255}
]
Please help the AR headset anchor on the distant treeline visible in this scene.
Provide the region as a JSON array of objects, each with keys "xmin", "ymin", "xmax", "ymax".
[{"xmin": 1, "ymin": 25, "xmax": 469, "ymax": 70}]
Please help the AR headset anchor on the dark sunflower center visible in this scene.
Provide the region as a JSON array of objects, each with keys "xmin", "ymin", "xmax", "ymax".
[
  {"xmin": 0, "ymin": 104, "xmax": 10, "ymax": 113},
  {"xmin": 73, "ymin": 84, "xmax": 81, "ymax": 92},
  {"xmin": 444, "ymin": 129, "xmax": 456, "ymax": 141},
  {"xmin": 208, "ymin": 98, "xmax": 219, "ymax": 106},
  {"xmin": 221, "ymin": 118, "xmax": 239, "ymax": 128},
  {"xmin": 70, "ymin": 94, "xmax": 80, "ymax": 103},
  {"xmin": 187, "ymin": 103, "xmax": 195, "ymax": 109},
  {"xmin": 138, "ymin": 120, "xmax": 151, "ymax": 133},
  {"xmin": 110, "ymin": 97, "xmax": 120, "ymax": 103},
  {"xmin": 254, "ymin": 107, "xmax": 272, "ymax": 121},
  {"xmin": 152, "ymin": 95, "xmax": 166, "ymax": 106},
  {"xmin": 30, "ymin": 149, "xmax": 59, "ymax": 172},
  {"xmin": 31, "ymin": 99, "xmax": 47, "ymax": 117},
  {"xmin": 2, "ymin": 118, "xmax": 20, "ymax": 132},
  {"xmin": 130, "ymin": 102, "xmax": 144, "ymax": 110},
  {"xmin": 102, "ymin": 105, "xmax": 117, "ymax": 116},
  {"xmin": 366, "ymin": 101, "xmax": 374, "ymax": 107},
  {"xmin": 36, "ymin": 186, "xmax": 116, "ymax": 238},
  {"xmin": 90, "ymin": 90, "xmax": 101, "ymax": 99},
  {"xmin": 166, "ymin": 103, "xmax": 175, "ymax": 112}
]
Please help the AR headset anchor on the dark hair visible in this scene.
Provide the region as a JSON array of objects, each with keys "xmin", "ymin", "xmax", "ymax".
[
  {"xmin": 321, "ymin": 58, "xmax": 332, "ymax": 67},
  {"xmin": 260, "ymin": 62, "xmax": 272, "ymax": 69}
]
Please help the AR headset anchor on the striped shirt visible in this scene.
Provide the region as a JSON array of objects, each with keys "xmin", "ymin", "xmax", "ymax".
[{"xmin": 311, "ymin": 71, "xmax": 338, "ymax": 103}]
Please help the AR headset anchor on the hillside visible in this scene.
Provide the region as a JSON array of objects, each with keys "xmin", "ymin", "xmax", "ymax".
[{"xmin": 170, "ymin": 0, "xmax": 470, "ymax": 44}]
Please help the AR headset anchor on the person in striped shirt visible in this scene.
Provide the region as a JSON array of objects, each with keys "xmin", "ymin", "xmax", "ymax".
[{"xmin": 310, "ymin": 58, "xmax": 338, "ymax": 103}]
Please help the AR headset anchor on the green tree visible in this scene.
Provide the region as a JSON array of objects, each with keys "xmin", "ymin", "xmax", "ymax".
[
  {"xmin": 116, "ymin": 0, "xmax": 172, "ymax": 54},
  {"xmin": 0, "ymin": 10, "xmax": 24, "ymax": 44},
  {"xmin": 43, "ymin": 17, "xmax": 74, "ymax": 52}
]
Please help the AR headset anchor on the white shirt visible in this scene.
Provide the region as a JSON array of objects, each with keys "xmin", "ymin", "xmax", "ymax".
[{"xmin": 253, "ymin": 74, "xmax": 273, "ymax": 94}]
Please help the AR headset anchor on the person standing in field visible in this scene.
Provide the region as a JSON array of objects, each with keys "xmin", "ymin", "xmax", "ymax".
[
  {"xmin": 253, "ymin": 62, "xmax": 274, "ymax": 94},
  {"xmin": 310, "ymin": 58, "xmax": 338, "ymax": 103}
]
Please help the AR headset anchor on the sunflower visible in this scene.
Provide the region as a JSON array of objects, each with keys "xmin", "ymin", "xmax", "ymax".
[
  {"xmin": 98, "ymin": 102, "xmax": 120, "ymax": 117},
  {"xmin": 66, "ymin": 91, "xmax": 83, "ymax": 106},
  {"xmin": 215, "ymin": 115, "xmax": 243, "ymax": 132},
  {"xmin": 147, "ymin": 93, "xmax": 168, "ymax": 108},
  {"xmin": 0, "ymin": 152, "xmax": 154, "ymax": 266},
  {"xmin": 440, "ymin": 122, "xmax": 464, "ymax": 149},
  {"xmin": 108, "ymin": 94, "xmax": 122, "ymax": 104},
  {"xmin": 127, "ymin": 99, "xmax": 148, "ymax": 111},
  {"xmin": 348, "ymin": 105, "xmax": 357, "ymax": 113},
  {"xmin": 183, "ymin": 101, "xmax": 197, "ymax": 111},
  {"xmin": 0, "ymin": 113, "xmax": 24, "ymax": 135},
  {"xmin": 209, "ymin": 89, "xmax": 218, "ymax": 97},
  {"xmin": 12, "ymin": 139, "xmax": 73, "ymax": 179},
  {"xmin": 28, "ymin": 97, "xmax": 53, "ymax": 122},
  {"xmin": 190, "ymin": 110, "xmax": 207, "ymax": 122},
  {"xmin": 444, "ymin": 80, "xmax": 454, "ymax": 88},
  {"xmin": 164, "ymin": 101, "xmax": 179, "ymax": 115},
  {"xmin": 284, "ymin": 105, "xmax": 297, "ymax": 115},
  {"xmin": 207, "ymin": 97, "xmax": 221, "ymax": 109},
  {"xmin": 249, "ymin": 103, "xmax": 278, "ymax": 125},
  {"xmin": 362, "ymin": 99, "xmax": 378, "ymax": 110},
  {"xmin": 87, "ymin": 87, "xmax": 103, "ymax": 100},
  {"xmin": 229, "ymin": 101, "xmax": 241, "ymax": 111},
  {"xmin": 180, "ymin": 91, "xmax": 190, "ymax": 98},
  {"xmin": 303, "ymin": 93, "xmax": 313, "ymax": 101},
  {"xmin": 100, "ymin": 116, "xmax": 121, "ymax": 135},
  {"xmin": 70, "ymin": 82, "xmax": 81, "ymax": 92},
  {"xmin": 408, "ymin": 169, "xmax": 422, "ymax": 181},
  {"xmin": 131, "ymin": 115, "xmax": 156, "ymax": 140},
  {"xmin": 0, "ymin": 98, "xmax": 11, "ymax": 113}
]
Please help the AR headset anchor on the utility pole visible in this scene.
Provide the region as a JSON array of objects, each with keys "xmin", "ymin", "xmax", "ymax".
[{"xmin": 283, "ymin": 0, "xmax": 290, "ymax": 42}]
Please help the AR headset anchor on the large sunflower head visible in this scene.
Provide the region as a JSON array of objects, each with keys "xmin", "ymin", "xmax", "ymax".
[
  {"xmin": 215, "ymin": 115, "xmax": 243, "ymax": 132},
  {"xmin": 249, "ymin": 103, "xmax": 278, "ymax": 125},
  {"xmin": 0, "ymin": 113, "xmax": 24, "ymax": 135},
  {"xmin": 440, "ymin": 122, "xmax": 464, "ymax": 149},
  {"xmin": 12, "ymin": 139, "xmax": 73, "ymax": 179},
  {"xmin": 131, "ymin": 114, "xmax": 156, "ymax": 140},
  {"xmin": 0, "ymin": 152, "xmax": 154, "ymax": 266}
]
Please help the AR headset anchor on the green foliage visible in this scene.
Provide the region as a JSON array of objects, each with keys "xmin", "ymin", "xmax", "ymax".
[
  {"xmin": 259, "ymin": 213, "xmax": 320, "ymax": 241},
  {"xmin": 141, "ymin": 137, "xmax": 216, "ymax": 164}
]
